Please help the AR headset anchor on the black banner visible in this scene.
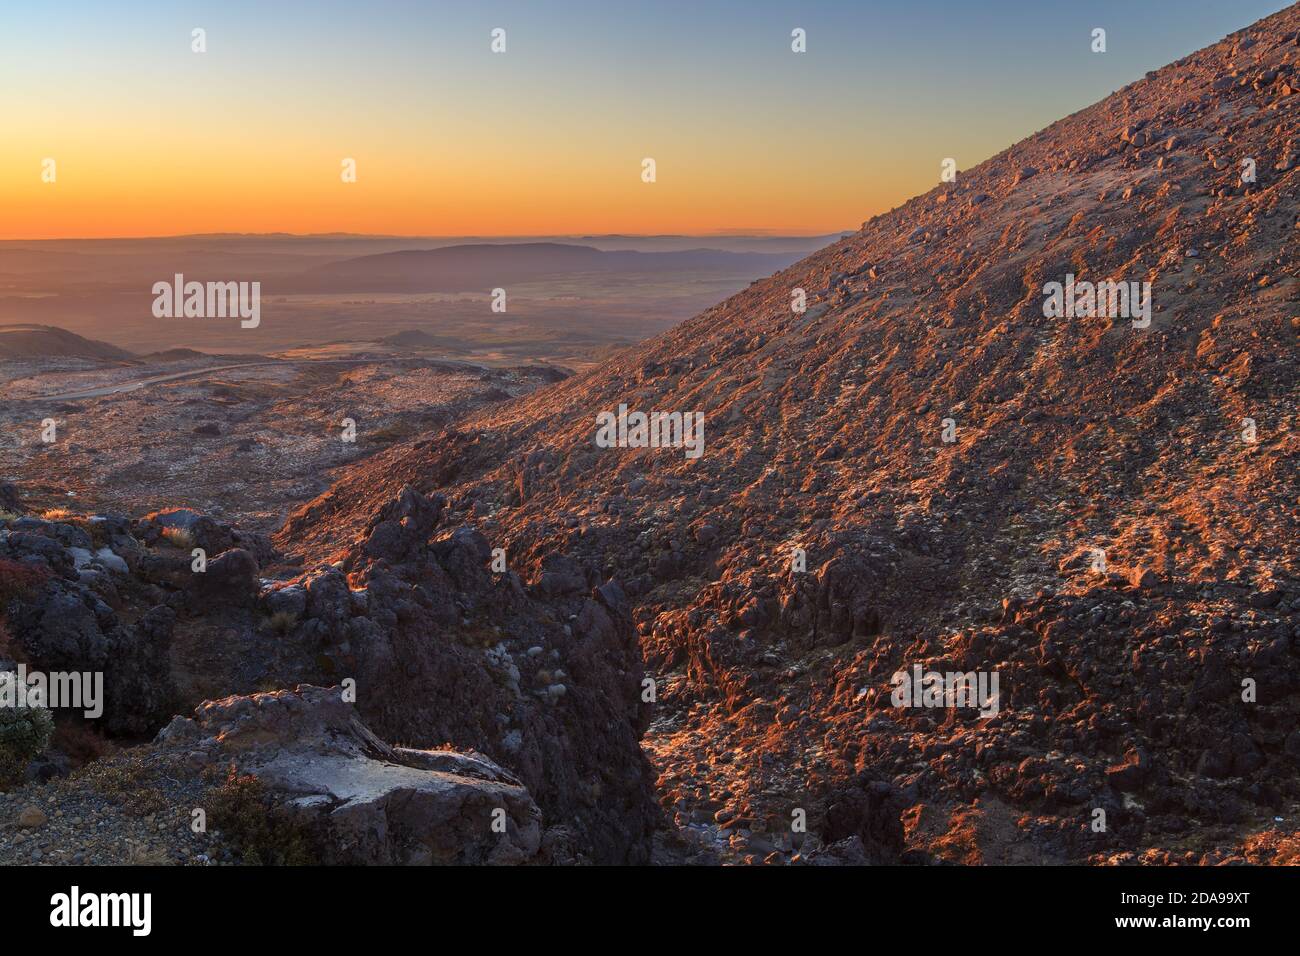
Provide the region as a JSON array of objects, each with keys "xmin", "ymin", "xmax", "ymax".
[{"xmin": 0, "ymin": 863, "xmax": 1279, "ymax": 941}]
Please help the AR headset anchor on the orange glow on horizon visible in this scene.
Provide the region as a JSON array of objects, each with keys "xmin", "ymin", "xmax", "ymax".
[{"xmin": 1, "ymin": 143, "xmax": 897, "ymax": 240}]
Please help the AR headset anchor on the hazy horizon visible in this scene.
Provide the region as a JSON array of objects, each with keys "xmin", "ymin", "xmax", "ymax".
[
  {"xmin": 0, "ymin": 231, "xmax": 825, "ymax": 356},
  {"xmin": 0, "ymin": 229, "xmax": 848, "ymax": 243}
]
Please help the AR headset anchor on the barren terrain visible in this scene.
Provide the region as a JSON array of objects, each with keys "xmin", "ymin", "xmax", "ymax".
[
  {"xmin": 1, "ymin": 9, "xmax": 1298, "ymax": 868},
  {"xmin": 1, "ymin": 340, "xmax": 565, "ymax": 531}
]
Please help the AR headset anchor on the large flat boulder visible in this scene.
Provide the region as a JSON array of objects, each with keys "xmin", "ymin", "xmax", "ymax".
[{"xmin": 157, "ymin": 685, "xmax": 543, "ymax": 865}]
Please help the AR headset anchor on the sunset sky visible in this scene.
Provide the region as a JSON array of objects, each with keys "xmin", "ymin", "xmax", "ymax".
[{"xmin": 1, "ymin": 0, "xmax": 1287, "ymax": 239}]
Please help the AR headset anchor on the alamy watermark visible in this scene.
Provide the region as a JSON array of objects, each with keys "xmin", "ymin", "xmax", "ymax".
[
  {"xmin": 594, "ymin": 404, "xmax": 704, "ymax": 460},
  {"xmin": 0, "ymin": 665, "xmax": 103, "ymax": 718},
  {"xmin": 50, "ymin": 886, "xmax": 151, "ymax": 936},
  {"xmin": 1043, "ymin": 273, "xmax": 1151, "ymax": 328},
  {"xmin": 152, "ymin": 273, "xmax": 260, "ymax": 328},
  {"xmin": 891, "ymin": 664, "xmax": 1000, "ymax": 717}
]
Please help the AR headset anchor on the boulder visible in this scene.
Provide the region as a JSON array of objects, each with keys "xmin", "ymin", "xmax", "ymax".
[
  {"xmin": 535, "ymin": 553, "xmax": 587, "ymax": 597},
  {"xmin": 157, "ymin": 685, "xmax": 543, "ymax": 865},
  {"xmin": 137, "ymin": 509, "xmax": 277, "ymax": 567},
  {"xmin": 190, "ymin": 548, "xmax": 260, "ymax": 608},
  {"xmin": 360, "ymin": 485, "xmax": 444, "ymax": 562}
]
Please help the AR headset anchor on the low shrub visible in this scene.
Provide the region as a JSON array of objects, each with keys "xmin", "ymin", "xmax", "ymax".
[
  {"xmin": 77, "ymin": 751, "xmax": 170, "ymax": 815},
  {"xmin": 0, "ymin": 702, "xmax": 54, "ymax": 784},
  {"xmin": 205, "ymin": 768, "xmax": 318, "ymax": 865},
  {"xmin": 160, "ymin": 527, "xmax": 196, "ymax": 550},
  {"xmin": 50, "ymin": 719, "xmax": 118, "ymax": 769},
  {"xmin": 0, "ymin": 618, "xmax": 24, "ymax": 664}
]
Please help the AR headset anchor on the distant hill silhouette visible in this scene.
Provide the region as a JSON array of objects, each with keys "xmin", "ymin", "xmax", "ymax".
[
  {"xmin": 303, "ymin": 242, "xmax": 802, "ymax": 292},
  {"xmin": 0, "ymin": 324, "xmax": 133, "ymax": 360}
]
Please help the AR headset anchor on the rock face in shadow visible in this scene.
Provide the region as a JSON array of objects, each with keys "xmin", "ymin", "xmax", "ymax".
[
  {"xmin": 1, "ymin": 489, "xmax": 658, "ymax": 864},
  {"xmin": 286, "ymin": 484, "xmax": 659, "ymax": 865},
  {"xmin": 1, "ymin": 515, "xmax": 175, "ymax": 735}
]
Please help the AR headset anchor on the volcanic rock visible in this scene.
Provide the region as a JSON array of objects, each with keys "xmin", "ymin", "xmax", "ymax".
[{"xmin": 155, "ymin": 685, "xmax": 544, "ymax": 864}]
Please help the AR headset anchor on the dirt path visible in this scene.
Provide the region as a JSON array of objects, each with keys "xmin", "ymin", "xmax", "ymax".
[
  {"xmin": 31, "ymin": 362, "xmax": 282, "ymax": 401},
  {"xmin": 27, "ymin": 358, "xmax": 397, "ymax": 402}
]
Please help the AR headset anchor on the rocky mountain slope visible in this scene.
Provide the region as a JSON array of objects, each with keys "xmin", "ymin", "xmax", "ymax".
[{"xmin": 270, "ymin": 9, "xmax": 1300, "ymax": 863}]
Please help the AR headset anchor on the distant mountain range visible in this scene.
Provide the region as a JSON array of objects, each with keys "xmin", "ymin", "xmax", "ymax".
[{"xmin": 300, "ymin": 242, "xmax": 806, "ymax": 293}]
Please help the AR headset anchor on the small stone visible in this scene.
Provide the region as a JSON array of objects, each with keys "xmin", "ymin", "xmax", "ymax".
[
  {"xmin": 1129, "ymin": 567, "xmax": 1161, "ymax": 590},
  {"xmin": 17, "ymin": 806, "xmax": 48, "ymax": 828},
  {"xmin": 1249, "ymin": 589, "xmax": 1282, "ymax": 609}
]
